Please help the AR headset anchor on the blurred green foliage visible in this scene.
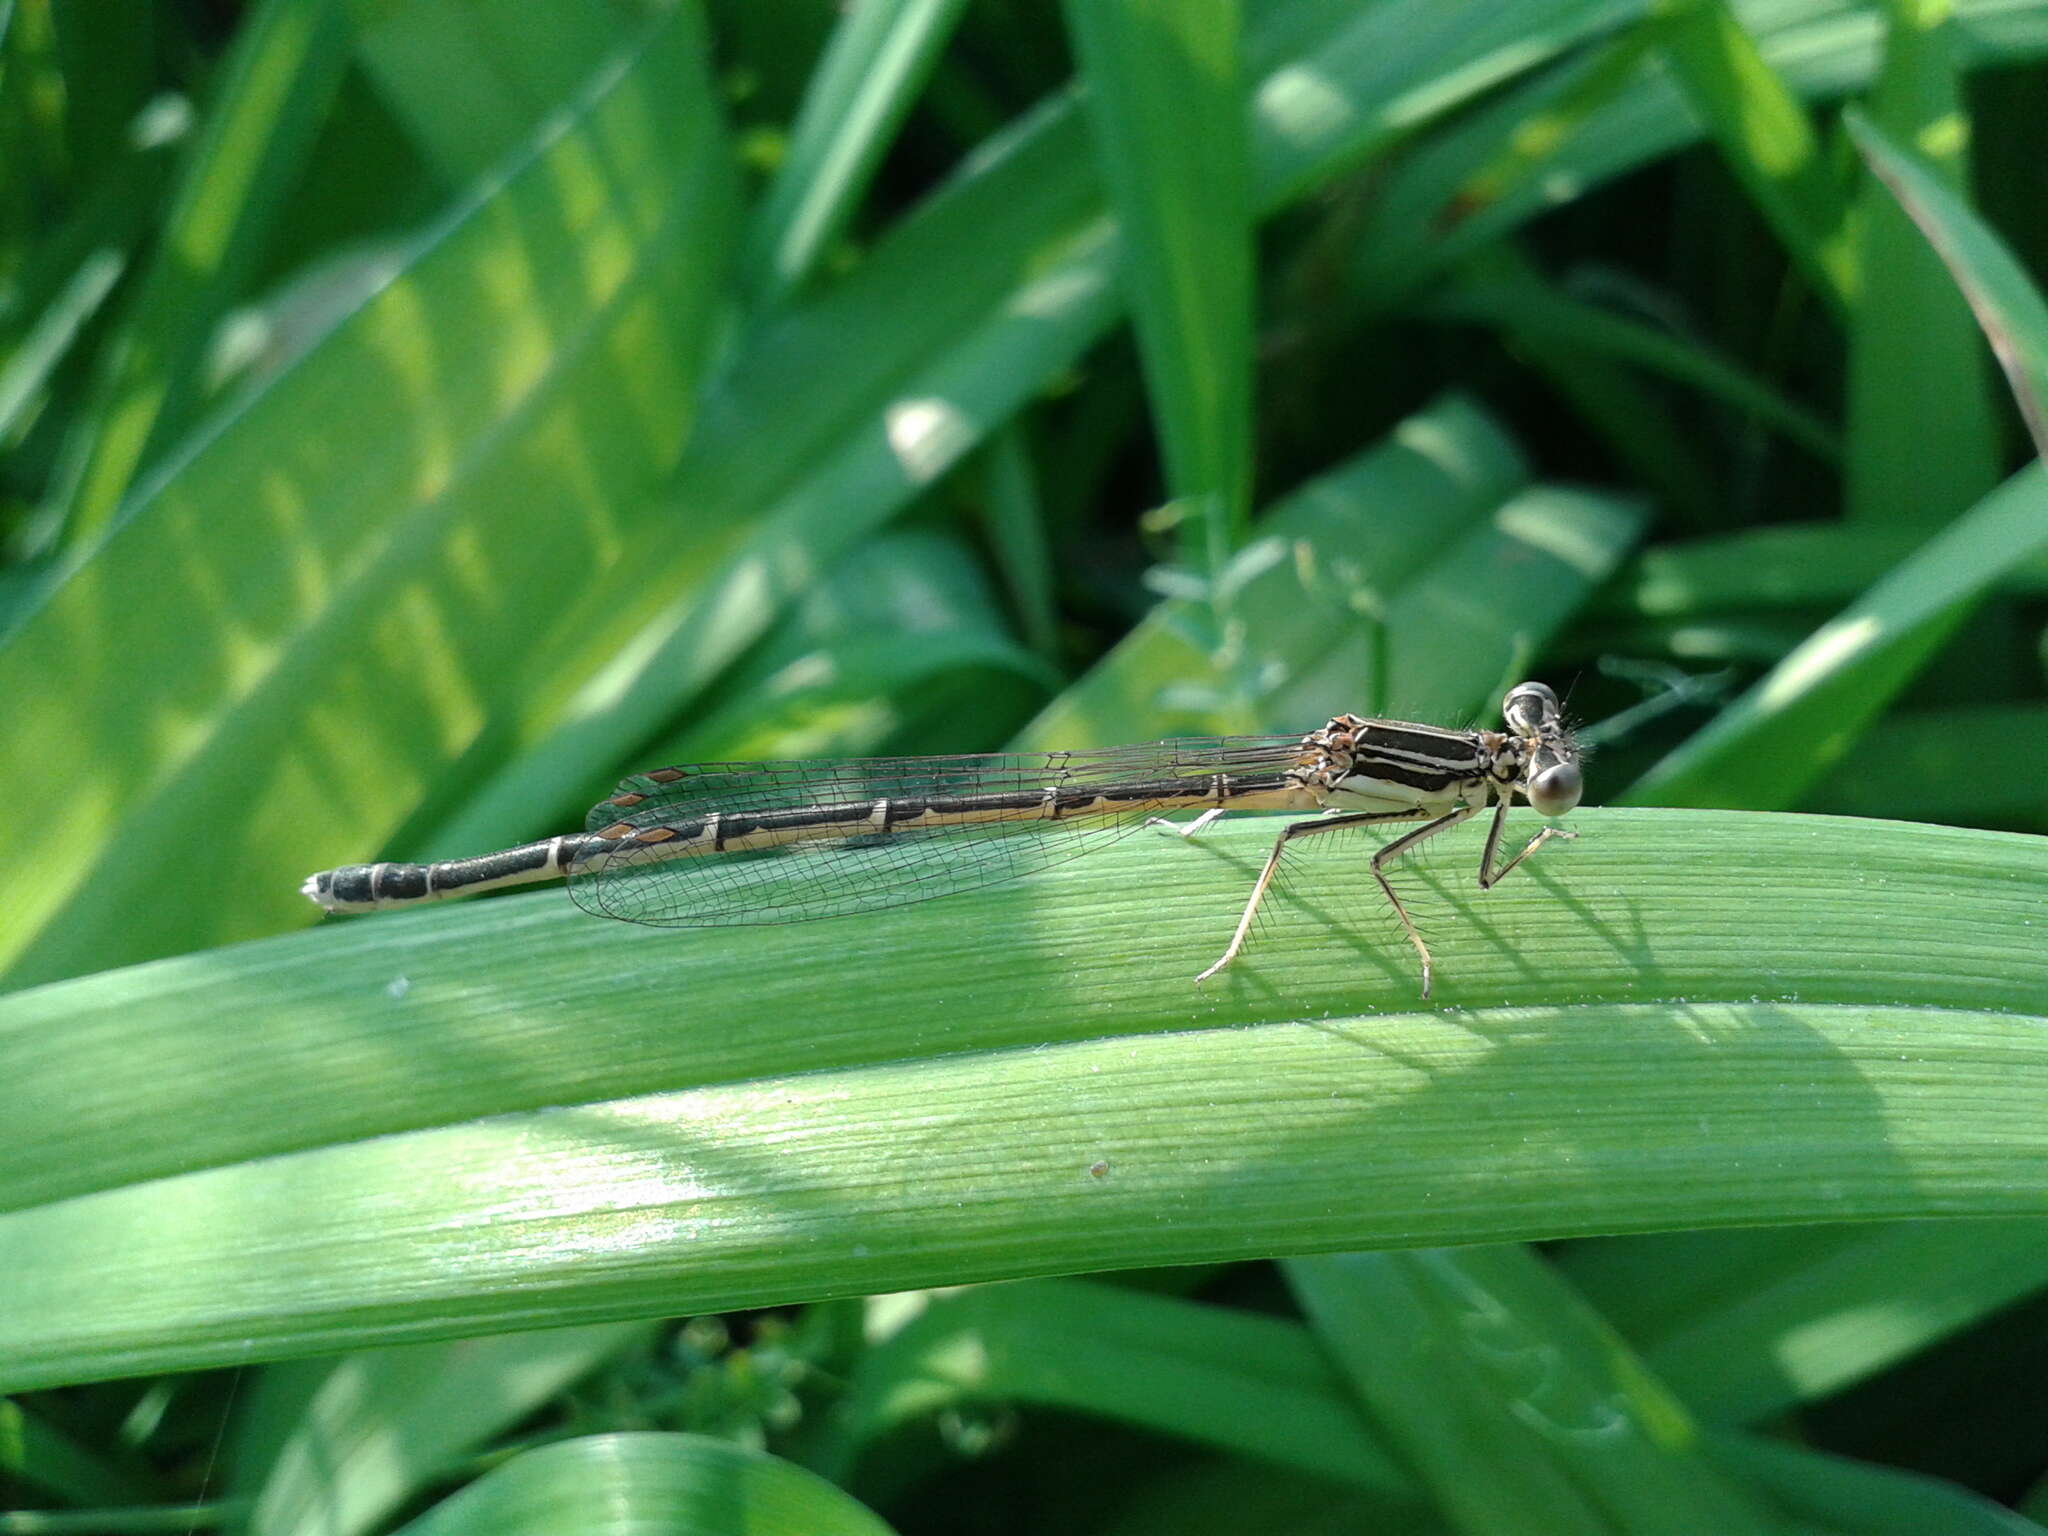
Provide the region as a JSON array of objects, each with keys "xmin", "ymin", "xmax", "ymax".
[{"xmin": 4, "ymin": 0, "xmax": 2048, "ymax": 1532}]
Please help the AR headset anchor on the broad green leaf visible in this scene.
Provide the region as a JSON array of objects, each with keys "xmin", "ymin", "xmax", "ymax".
[
  {"xmin": 351, "ymin": 0, "xmax": 628, "ymax": 186},
  {"xmin": 1064, "ymin": 0, "xmax": 1253, "ymax": 568},
  {"xmin": 1563, "ymin": 1219, "xmax": 2048, "ymax": 1423},
  {"xmin": 52, "ymin": 0, "xmax": 355, "ymax": 548},
  {"xmin": 1844, "ymin": 0, "xmax": 2002, "ymax": 528},
  {"xmin": 830, "ymin": 1274, "xmax": 2041, "ymax": 1536},
  {"xmin": 1848, "ymin": 102, "xmax": 2048, "ymax": 457},
  {"xmin": 1599, "ymin": 523, "xmax": 2048, "ymax": 621},
  {"xmin": 1623, "ymin": 462, "xmax": 2048, "ymax": 808},
  {"xmin": 1810, "ymin": 703, "xmax": 2048, "ymax": 827},
  {"xmin": 1288, "ymin": 1247, "xmax": 1784, "ymax": 1534},
  {"xmin": 1713, "ymin": 1436, "xmax": 2048, "ymax": 1536},
  {"xmin": 7, "ymin": 803, "xmax": 2043, "ymax": 1217},
  {"xmin": 0, "ymin": 8, "xmax": 737, "ymax": 986},
  {"xmin": 5, "ymin": 811, "xmax": 2048, "ymax": 1387},
  {"xmin": 390, "ymin": 1433, "xmax": 896, "ymax": 1536},
  {"xmin": 239, "ymin": 1325, "xmax": 649, "ymax": 1536},
  {"xmin": 740, "ymin": 0, "xmax": 969, "ymax": 311},
  {"xmin": 0, "ymin": 1397, "xmax": 164, "ymax": 1506},
  {"xmin": 825, "ymin": 1278, "xmax": 1407, "ymax": 1492}
]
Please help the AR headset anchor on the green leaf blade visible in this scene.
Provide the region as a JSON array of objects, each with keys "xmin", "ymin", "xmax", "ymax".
[
  {"xmin": 1064, "ymin": 0, "xmax": 1255, "ymax": 566},
  {"xmin": 5, "ymin": 811, "xmax": 2048, "ymax": 1389}
]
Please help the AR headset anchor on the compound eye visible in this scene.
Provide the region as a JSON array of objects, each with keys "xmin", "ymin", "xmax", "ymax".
[
  {"xmin": 1503, "ymin": 681, "xmax": 1560, "ymax": 733},
  {"xmin": 1527, "ymin": 759, "xmax": 1582, "ymax": 818}
]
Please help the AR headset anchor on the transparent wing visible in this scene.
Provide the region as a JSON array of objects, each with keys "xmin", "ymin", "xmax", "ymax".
[{"xmin": 565, "ymin": 737, "xmax": 1310, "ymax": 927}]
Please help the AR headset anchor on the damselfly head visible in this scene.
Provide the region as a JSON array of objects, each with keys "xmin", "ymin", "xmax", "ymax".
[{"xmin": 1502, "ymin": 681, "xmax": 1581, "ymax": 817}]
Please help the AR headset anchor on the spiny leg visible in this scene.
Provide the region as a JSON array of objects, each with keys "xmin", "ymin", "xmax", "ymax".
[
  {"xmin": 1474, "ymin": 794, "xmax": 1576, "ymax": 890},
  {"xmin": 1195, "ymin": 808, "xmax": 1427, "ymax": 985},
  {"xmin": 1367, "ymin": 805, "xmax": 1476, "ymax": 999}
]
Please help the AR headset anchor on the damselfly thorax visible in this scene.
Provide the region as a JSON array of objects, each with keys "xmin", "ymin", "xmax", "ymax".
[{"xmin": 302, "ymin": 682, "xmax": 1582, "ymax": 996}]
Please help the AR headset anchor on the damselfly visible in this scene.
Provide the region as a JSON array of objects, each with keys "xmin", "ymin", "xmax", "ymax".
[{"xmin": 302, "ymin": 682, "xmax": 1582, "ymax": 995}]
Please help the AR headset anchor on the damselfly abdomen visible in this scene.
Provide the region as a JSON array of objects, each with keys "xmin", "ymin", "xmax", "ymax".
[{"xmin": 302, "ymin": 682, "xmax": 1582, "ymax": 995}]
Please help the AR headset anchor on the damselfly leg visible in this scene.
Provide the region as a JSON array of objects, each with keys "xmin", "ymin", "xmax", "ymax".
[
  {"xmin": 1476, "ymin": 793, "xmax": 1579, "ymax": 889},
  {"xmin": 1194, "ymin": 806, "xmax": 1435, "ymax": 986}
]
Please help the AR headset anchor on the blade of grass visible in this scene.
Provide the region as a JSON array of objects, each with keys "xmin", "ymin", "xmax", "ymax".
[
  {"xmin": 1422, "ymin": 264, "xmax": 1841, "ymax": 465},
  {"xmin": 1432, "ymin": 25, "xmax": 1660, "ymax": 231},
  {"xmin": 352, "ymin": 0, "xmax": 628, "ymax": 186},
  {"xmin": 818, "ymin": 1272, "xmax": 2041, "ymax": 1536},
  {"xmin": 0, "ymin": 245, "xmax": 122, "ymax": 442},
  {"xmin": 48, "ymin": 0, "xmax": 355, "ymax": 550},
  {"xmin": 1649, "ymin": 0, "xmax": 1856, "ymax": 309},
  {"xmin": 1807, "ymin": 703, "xmax": 2048, "ymax": 826},
  {"xmin": 1848, "ymin": 102, "xmax": 2048, "ymax": 456},
  {"xmin": 740, "ymin": 0, "xmax": 969, "ymax": 312},
  {"xmin": 825, "ymin": 1279, "xmax": 1406, "ymax": 1493},
  {"xmin": 1599, "ymin": 523, "xmax": 2048, "ymax": 621},
  {"xmin": 1248, "ymin": 0, "xmax": 1640, "ymax": 209},
  {"xmin": 389, "ymin": 1433, "xmax": 896, "ymax": 1536},
  {"xmin": 0, "ymin": 1398, "xmax": 164, "ymax": 1507},
  {"xmin": 634, "ymin": 629, "xmax": 1050, "ymax": 767},
  {"xmin": 973, "ymin": 426, "xmax": 1059, "ymax": 660},
  {"xmin": 1713, "ymin": 1436, "xmax": 2048, "ymax": 1536},
  {"xmin": 238, "ymin": 1325, "xmax": 650, "ymax": 1536},
  {"xmin": 1288, "ymin": 1247, "xmax": 1786, "ymax": 1534},
  {"xmin": 628, "ymin": 530, "xmax": 1057, "ymax": 766},
  {"xmin": 1562, "ymin": 1219, "xmax": 2048, "ymax": 1424},
  {"xmin": 1358, "ymin": 0, "xmax": 2048, "ymax": 306},
  {"xmin": 1439, "ymin": 253, "xmax": 1726, "ymax": 532},
  {"xmin": 1622, "ymin": 462, "xmax": 2048, "ymax": 808},
  {"xmin": 1844, "ymin": 0, "xmax": 2002, "ymax": 529},
  {"xmin": 1259, "ymin": 482, "xmax": 1641, "ymax": 728},
  {"xmin": 1064, "ymin": 0, "xmax": 1254, "ymax": 572}
]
